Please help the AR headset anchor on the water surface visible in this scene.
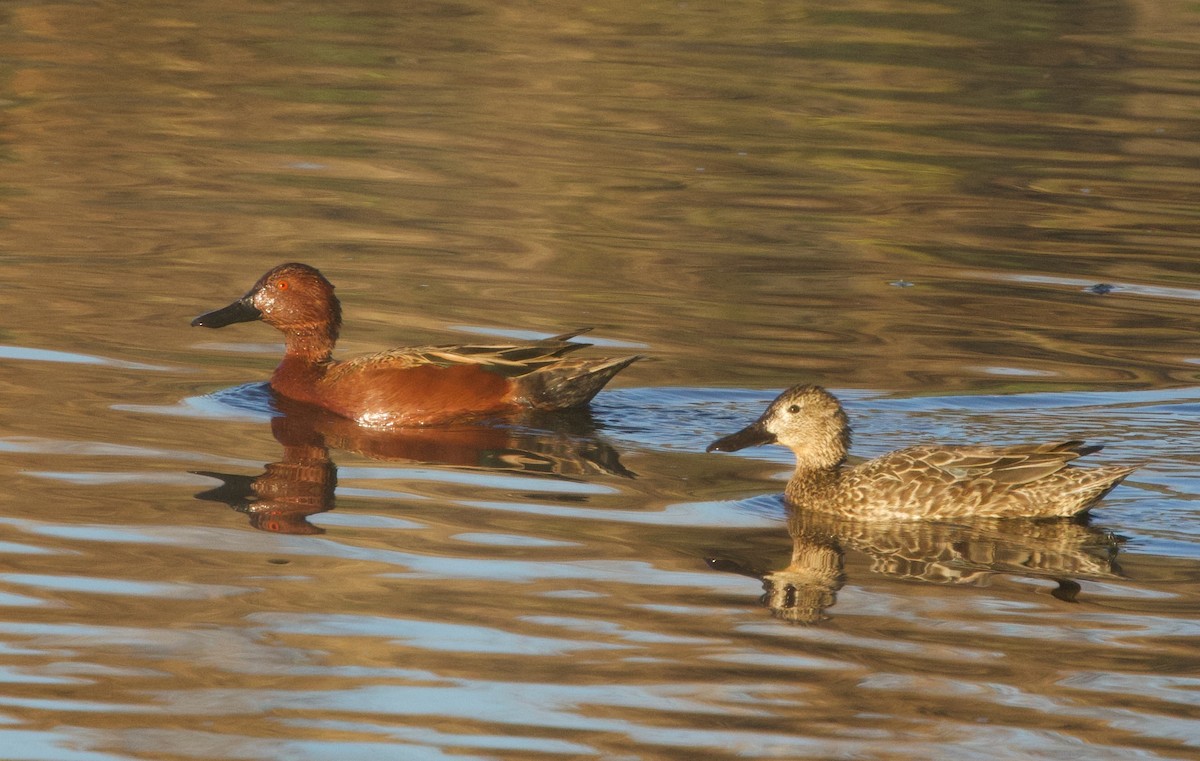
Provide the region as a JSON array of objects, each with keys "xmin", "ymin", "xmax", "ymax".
[{"xmin": 1, "ymin": 1, "xmax": 1199, "ymax": 759}]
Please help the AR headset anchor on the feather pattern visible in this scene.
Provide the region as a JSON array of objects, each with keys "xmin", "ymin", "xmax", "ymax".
[
  {"xmin": 326, "ymin": 330, "xmax": 602, "ymax": 379},
  {"xmin": 708, "ymin": 384, "xmax": 1137, "ymax": 520}
]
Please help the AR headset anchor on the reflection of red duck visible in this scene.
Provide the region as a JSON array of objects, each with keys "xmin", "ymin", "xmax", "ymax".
[
  {"xmin": 269, "ymin": 393, "xmax": 633, "ymax": 477},
  {"xmin": 194, "ymin": 414, "xmax": 337, "ymax": 535},
  {"xmin": 192, "ymin": 263, "xmax": 640, "ymax": 427},
  {"xmin": 194, "ymin": 398, "xmax": 633, "ymax": 534}
]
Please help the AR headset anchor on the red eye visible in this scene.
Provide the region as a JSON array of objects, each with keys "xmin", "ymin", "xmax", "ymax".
[{"xmin": 277, "ymin": 280, "xmax": 289, "ymax": 291}]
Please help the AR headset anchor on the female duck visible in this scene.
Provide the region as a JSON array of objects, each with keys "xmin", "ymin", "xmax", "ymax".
[
  {"xmin": 708, "ymin": 384, "xmax": 1136, "ymax": 520},
  {"xmin": 192, "ymin": 263, "xmax": 639, "ymax": 427}
]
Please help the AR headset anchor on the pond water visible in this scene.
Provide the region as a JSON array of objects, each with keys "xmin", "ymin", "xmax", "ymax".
[{"xmin": 1, "ymin": 0, "xmax": 1199, "ymax": 759}]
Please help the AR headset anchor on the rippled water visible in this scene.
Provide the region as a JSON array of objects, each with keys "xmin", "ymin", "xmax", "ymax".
[{"xmin": 2, "ymin": 1, "xmax": 1200, "ymax": 759}]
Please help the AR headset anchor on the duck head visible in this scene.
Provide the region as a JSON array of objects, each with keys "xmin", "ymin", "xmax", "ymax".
[
  {"xmin": 707, "ymin": 384, "xmax": 851, "ymax": 470},
  {"xmin": 192, "ymin": 263, "xmax": 342, "ymax": 358}
]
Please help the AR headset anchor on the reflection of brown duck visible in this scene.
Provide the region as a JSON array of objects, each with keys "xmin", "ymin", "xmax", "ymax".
[
  {"xmin": 194, "ymin": 395, "xmax": 633, "ymax": 533},
  {"xmin": 709, "ymin": 506, "xmax": 1124, "ymax": 624},
  {"xmin": 269, "ymin": 394, "xmax": 632, "ymax": 478},
  {"xmin": 194, "ymin": 413, "xmax": 336, "ymax": 535}
]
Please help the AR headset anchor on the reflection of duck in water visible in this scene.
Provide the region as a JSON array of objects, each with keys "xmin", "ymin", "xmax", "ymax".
[
  {"xmin": 195, "ymin": 413, "xmax": 337, "ymax": 535},
  {"xmin": 710, "ymin": 506, "xmax": 1125, "ymax": 624},
  {"xmin": 194, "ymin": 395, "xmax": 632, "ymax": 534},
  {"xmin": 708, "ymin": 384, "xmax": 1138, "ymax": 520},
  {"xmin": 191, "ymin": 263, "xmax": 640, "ymax": 426}
]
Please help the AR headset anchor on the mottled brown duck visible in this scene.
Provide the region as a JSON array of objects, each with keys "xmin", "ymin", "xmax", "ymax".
[{"xmin": 707, "ymin": 384, "xmax": 1137, "ymax": 521}]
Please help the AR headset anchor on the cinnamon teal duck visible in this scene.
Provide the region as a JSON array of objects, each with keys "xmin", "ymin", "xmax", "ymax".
[
  {"xmin": 192, "ymin": 263, "xmax": 640, "ymax": 427},
  {"xmin": 707, "ymin": 384, "xmax": 1137, "ymax": 520}
]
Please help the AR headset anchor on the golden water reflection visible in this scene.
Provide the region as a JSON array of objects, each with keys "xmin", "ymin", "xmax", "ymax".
[
  {"xmin": 193, "ymin": 396, "xmax": 633, "ymax": 534},
  {"xmin": 1, "ymin": 0, "xmax": 1200, "ymax": 394},
  {"xmin": 711, "ymin": 506, "xmax": 1125, "ymax": 624}
]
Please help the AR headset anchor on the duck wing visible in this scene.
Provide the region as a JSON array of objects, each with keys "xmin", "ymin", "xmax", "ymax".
[
  {"xmin": 331, "ymin": 329, "xmax": 597, "ymax": 379},
  {"xmin": 858, "ymin": 441, "xmax": 1102, "ymax": 487}
]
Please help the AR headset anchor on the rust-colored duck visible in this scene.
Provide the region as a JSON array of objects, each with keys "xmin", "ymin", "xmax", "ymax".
[
  {"xmin": 192, "ymin": 263, "xmax": 639, "ymax": 427},
  {"xmin": 707, "ymin": 384, "xmax": 1137, "ymax": 520}
]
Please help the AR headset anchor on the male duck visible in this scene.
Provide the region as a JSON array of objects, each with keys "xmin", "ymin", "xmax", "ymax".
[{"xmin": 192, "ymin": 263, "xmax": 639, "ymax": 427}]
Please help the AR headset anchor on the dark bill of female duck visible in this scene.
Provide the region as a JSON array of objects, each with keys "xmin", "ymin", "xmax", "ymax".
[{"xmin": 706, "ymin": 419, "xmax": 776, "ymax": 452}]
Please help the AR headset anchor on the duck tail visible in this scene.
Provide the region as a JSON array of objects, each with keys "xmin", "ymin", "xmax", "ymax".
[
  {"xmin": 515, "ymin": 355, "xmax": 641, "ymax": 410},
  {"xmin": 1066, "ymin": 464, "xmax": 1140, "ymax": 515},
  {"xmin": 1091, "ymin": 464, "xmax": 1139, "ymax": 496}
]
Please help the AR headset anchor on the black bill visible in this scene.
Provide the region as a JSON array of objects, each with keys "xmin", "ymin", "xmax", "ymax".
[
  {"xmin": 191, "ymin": 297, "xmax": 261, "ymax": 328},
  {"xmin": 706, "ymin": 421, "xmax": 776, "ymax": 453}
]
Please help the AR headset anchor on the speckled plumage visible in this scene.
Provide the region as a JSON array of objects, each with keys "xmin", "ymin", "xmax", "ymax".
[{"xmin": 707, "ymin": 384, "xmax": 1137, "ymax": 520}]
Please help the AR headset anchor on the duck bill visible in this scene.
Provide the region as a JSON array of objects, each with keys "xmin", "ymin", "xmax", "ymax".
[
  {"xmin": 706, "ymin": 421, "xmax": 776, "ymax": 453},
  {"xmin": 191, "ymin": 297, "xmax": 261, "ymax": 328}
]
